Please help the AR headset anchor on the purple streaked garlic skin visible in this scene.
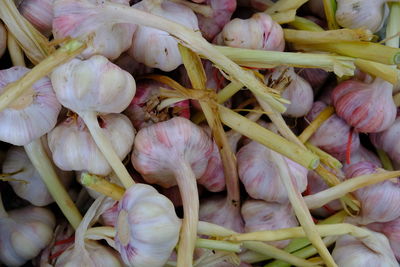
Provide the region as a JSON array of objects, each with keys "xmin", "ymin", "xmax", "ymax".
[
  {"xmin": 48, "ymin": 114, "xmax": 135, "ymax": 175},
  {"xmin": 370, "ymin": 116, "xmax": 400, "ymax": 165},
  {"xmin": 306, "ymin": 101, "xmax": 360, "ymax": 162},
  {"xmin": 345, "ymin": 161, "xmax": 400, "ymax": 224},
  {"xmin": 0, "ymin": 23, "xmax": 6, "ymax": 58},
  {"xmin": 99, "ymin": 201, "xmax": 119, "ymax": 227},
  {"xmin": 332, "ymin": 78, "xmax": 396, "ymax": 133},
  {"xmin": 367, "ymin": 217, "xmax": 400, "ymax": 260},
  {"xmin": 0, "ymin": 66, "xmax": 61, "ymax": 146},
  {"xmin": 51, "ymin": 55, "xmax": 136, "ymax": 114},
  {"xmin": 242, "ymin": 199, "xmax": 298, "ymax": 248},
  {"xmin": 19, "ymin": 0, "xmax": 54, "ymax": 36},
  {"xmin": 215, "ymin": 12, "xmax": 285, "ymax": 52},
  {"xmin": 128, "ymin": 0, "xmax": 199, "ymax": 71},
  {"xmin": 237, "ymin": 140, "xmax": 308, "ymax": 203},
  {"xmin": 53, "ymin": 0, "xmax": 136, "ymax": 60},
  {"xmin": 115, "ymin": 183, "xmax": 181, "ymax": 267}
]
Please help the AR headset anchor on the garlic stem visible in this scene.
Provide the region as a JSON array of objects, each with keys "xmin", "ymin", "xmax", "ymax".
[
  {"xmin": 386, "ymin": 3, "xmax": 400, "ymax": 48},
  {"xmin": 80, "ymin": 173, "xmax": 125, "ymax": 200},
  {"xmin": 0, "ymin": 192, "xmax": 8, "ymax": 218},
  {"xmin": 270, "ymin": 9, "xmax": 297, "ymax": 24},
  {"xmin": 86, "ymin": 226, "xmax": 116, "ymax": 238},
  {"xmin": 265, "ymin": 0, "xmax": 307, "ymax": 15},
  {"xmin": 394, "ymin": 92, "xmax": 400, "ymax": 106},
  {"xmin": 354, "ymin": 59, "xmax": 399, "ymax": 85},
  {"xmin": 284, "ymin": 29, "xmax": 373, "ymax": 44},
  {"xmin": 304, "ymin": 143, "xmax": 343, "ymax": 170},
  {"xmin": 299, "ymin": 106, "xmax": 334, "ymax": 143},
  {"xmin": 7, "ymin": 32, "xmax": 25, "ymax": 66},
  {"xmin": 169, "ymin": 0, "xmax": 213, "ymax": 17},
  {"xmin": 288, "ymin": 16, "xmax": 324, "ymax": 32},
  {"xmin": 24, "ymin": 138, "xmax": 82, "ymax": 229},
  {"xmin": 322, "ymin": 0, "xmax": 339, "ymax": 30},
  {"xmin": 217, "ymin": 81, "xmax": 243, "ymax": 104},
  {"xmin": 195, "ymin": 238, "xmax": 241, "ymax": 253},
  {"xmin": 376, "ymin": 149, "xmax": 394, "ymax": 171},
  {"xmin": 305, "ymin": 170, "xmax": 400, "ymax": 209},
  {"xmin": 79, "ymin": 111, "xmax": 134, "ymax": 189},
  {"xmin": 0, "ymin": 39, "xmax": 85, "ymax": 113}
]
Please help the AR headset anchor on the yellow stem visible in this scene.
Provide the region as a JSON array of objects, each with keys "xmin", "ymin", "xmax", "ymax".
[
  {"xmin": 299, "ymin": 106, "xmax": 334, "ymax": 143},
  {"xmin": 80, "ymin": 173, "xmax": 125, "ymax": 200},
  {"xmin": 284, "ymin": 29, "xmax": 373, "ymax": 44},
  {"xmin": 289, "ymin": 16, "xmax": 324, "ymax": 32},
  {"xmin": 7, "ymin": 32, "xmax": 25, "ymax": 66}
]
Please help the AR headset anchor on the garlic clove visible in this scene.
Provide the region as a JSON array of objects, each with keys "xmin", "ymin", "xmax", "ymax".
[
  {"xmin": 128, "ymin": 0, "xmax": 199, "ymax": 71},
  {"xmin": 115, "ymin": 183, "xmax": 181, "ymax": 267},
  {"xmin": 18, "ymin": 0, "xmax": 54, "ymax": 37},
  {"xmin": 51, "ymin": 55, "xmax": 136, "ymax": 115},
  {"xmin": 370, "ymin": 116, "xmax": 400, "ymax": 165},
  {"xmin": 237, "ymin": 140, "xmax": 308, "ymax": 203},
  {"xmin": 0, "ymin": 66, "xmax": 61, "ymax": 146},
  {"xmin": 0, "ymin": 23, "xmax": 6, "ymax": 58},
  {"xmin": 241, "ymin": 199, "xmax": 298, "ymax": 248},
  {"xmin": 367, "ymin": 217, "xmax": 400, "ymax": 260},
  {"xmin": 215, "ymin": 12, "xmax": 285, "ymax": 52},
  {"xmin": 48, "ymin": 113, "xmax": 135, "ymax": 176}
]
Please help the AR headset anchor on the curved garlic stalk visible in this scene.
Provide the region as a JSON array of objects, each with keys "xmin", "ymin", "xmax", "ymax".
[
  {"xmin": 215, "ymin": 12, "xmax": 285, "ymax": 52},
  {"xmin": 18, "ymin": 0, "xmax": 54, "ymax": 36},
  {"xmin": 132, "ymin": 117, "xmax": 213, "ymax": 266},
  {"xmin": 370, "ymin": 116, "xmax": 400, "ymax": 165},
  {"xmin": 51, "ymin": 55, "xmax": 136, "ymax": 188},
  {"xmin": 0, "ymin": 23, "xmax": 6, "ymax": 58},
  {"xmin": 3, "ymin": 146, "xmax": 72, "ymax": 206},
  {"xmin": 128, "ymin": 0, "xmax": 199, "ymax": 71},
  {"xmin": 0, "ymin": 192, "xmax": 56, "ymax": 266}
]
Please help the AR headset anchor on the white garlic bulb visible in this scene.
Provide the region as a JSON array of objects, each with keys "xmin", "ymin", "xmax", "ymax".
[
  {"xmin": 48, "ymin": 114, "xmax": 135, "ymax": 175},
  {"xmin": 128, "ymin": 0, "xmax": 199, "ymax": 71},
  {"xmin": 19, "ymin": 0, "xmax": 55, "ymax": 36},
  {"xmin": 0, "ymin": 23, "xmax": 6, "ymax": 58}
]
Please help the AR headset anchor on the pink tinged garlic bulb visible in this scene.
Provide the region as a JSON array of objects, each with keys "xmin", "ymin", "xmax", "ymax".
[
  {"xmin": 265, "ymin": 67, "xmax": 313, "ymax": 117},
  {"xmin": 242, "ymin": 200, "xmax": 298, "ymax": 248},
  {"xmin": 367, "ymin": 217, "xmax": 400, "ymax": 260},
  {"xmin": 0, "ymin": 67, "xmax": 61, "ymax": 146},
  {"xmin": 48, "ymin": 114, "xmax": 135, "ymax": 175},
  {"xmin": 215, "ymin": 13, "xmax": 285, "ymax": 52},
  {"xmin": 18, "ymin": 0, "xmax": 54, "ymax": 36},
  {"xmin": 306, "ymin": 101, "xmax": 360, "ymax": 162},
  {"xmin": 0, "ymin": 23, "xmax": 6, "ymax": 58},
  {"xmin": 115, "ymin": 183, "xmax": 181, "ymax": 267},
  {"xmin": 332, "ymin": 78, "xmax": 396, "ymax": 133},
  {"xmin": 3, "ymin": 146, "xmax": 72, "ymax": 206},
  {"xmin": 370, "ymin": 116, "xmax": 400, "ymax": 165},
  {"xmin": 100, "ymin": 201, "xmax": 119, "ymax": 227},
  {"xmin": 237, "ymin": 140, "xmax": 308, "ymax": 203},
  {"xmin": 0, "ymin": 204, "xmax": 55, "ymax": 266},
  {"xmin": 332, "ymin": 232, "xmax": 398, "ymax": 267},
  {"xmin": 197, "ymin": 0, "xmax": 236, "ymax": 41},
  {"xmin": 343, "ymin": 145, "xmax": 381, "ymax": 172},
  {"xmin": 129, "ymin": 0, "xmax": 199, "ymax": 71},
  {"xmin": 124, "ymin": 79, "xmax": 190, "ymax": 131},
  {"xmin": 345, "ymin": 161, "xmax": 400, "ymax": 224},
  {"xmin": 53, "ymin": 0, "xmax": 136, "ymax": 59}
]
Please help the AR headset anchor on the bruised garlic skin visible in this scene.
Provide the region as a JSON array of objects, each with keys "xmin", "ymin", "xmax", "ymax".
[
  {"xmin": 368, "ymin": 217, "xmax": 400, "ymax": 260},
  {"xmin": 242, "ymin": 200, "xmax": 298, "ymax": 248},
  {"xmin": 53, "ymin": 0, "xmax": 135, "ymax": 60},
  {"xmin": 370, "ymin": 117, "xmax": 400, "ymax": 164},
  {"xmin": 215, "ymin": 13, "xmax": 285, "ymax": 52},
  {"xmin": 3, "ymin": 146, "xmax": 72, "ymax": 206},
  {"xmin": 332, "ymin": 78, "xmax": 396, "ymax": 133},
  {"xmin": 128, "ymin": 0, "xmax": 199, "ymax": 71},
  {"xmin": 335, "ymin": 0, "xmax": 388, "ymax": 33},
  {"xmin": 48, "ymin": 114, "xmax": 135, "ymax": 175},
  {"xmin": 345, "ymin": 161, "xmax": 400, "ymax": 224},
  {"xmin": 115, "ymin": 183, "xmax": 181, "ymax": 267},
  {"xmin": 306, "ymin": 101, "xmax": 360, "ymax": 162},
  {"xmin": 0, "ymin": 206, "xmax": 55, "ymax": 266},
  {"xmin": 265, "ymin": 67, "xmax": 313, "ymax": 117},
  {"xmin": 0, "ymin": 67, "xmax": 61, "ymax": 146},
  {"xmin": 237, "ymin": 140, "xmax": 308, "ymax": 203},
  {"xmin": 51, "ymin": 55, "xmax": 136, "ymax": 114},
  {"xmin": 0, "ymin": 23, "xmax": 6, "ymax": 58},
  {"xmin": 19, "ymin": 0, "xmax": 54, "ymax": 36},
  {"xmin": 332, "ymin": 232, "xmax": 398, "ymax": 267}
]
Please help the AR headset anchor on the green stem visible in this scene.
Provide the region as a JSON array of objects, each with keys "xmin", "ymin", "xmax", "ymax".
[
  {"xmin": 305, "ymin": 143, "xmax": 342, "ymax": 170},
  {"xmin": 7, "ymin": 31, "xmax": 25, "ymax": 66},
  {"xmin": 284, "ymin": 28, "xmax": 373, "ymax": 44},
  {"xmin": 377, "ymin": 149, "xmax": 394, "ymax": 171},
  {"xmin": 288, "ymin": 16, "xmax": 324, "ymax": 31},
  {"xmin": 386, "ymin": 3, "xmax": 400, "ymax": 48},
  {"xmin": 322, "ymin": 0, "xmax": 339, "ymax": 30},
  {"xmin": 195, "ymin": 238, "xmax": 241, "ymax": 253}
]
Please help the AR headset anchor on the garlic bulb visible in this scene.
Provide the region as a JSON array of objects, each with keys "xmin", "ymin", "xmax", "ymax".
[
  {"xmin": 0, "ymin": 23, "xmax": 6, "ymax": 58},
  {"xmin": 242, "ymin": 199, "xmax": 298, "ymax": 248},
  {"xmin": 370, "ymin": 116, "xmax": 400, "ymax": 165},
  {"xmin": 345, "ymin": 161, "xmax": 400, "ymax": 224},
  {"xmin": 335, "ymin": 0, "xmax": 389, "ymax": 33},
  {"xmin": 115, "ymin": 183, "xmax": 181, "ymax": 267},
  {"xmin": 367, "ymin": 217, "xmax": 400, "ymax": 260},
  {"xmin": 197, "ymin": 0, "xmax": 236, "ymax": 41},
  {"xmin": 113, "ymin": 52, "xmax": 153, "ymax": 76},
  {"xmin": 297, "ymin": 67, "xmax": 329, "ymax": 93},
  {"xmin": 307, "ymin": 0, "xmax": 326, "ymax": 19},
  {"xmin": 332, "ymin": 231, "xmax": 398, "ymax": 267},
  {"xmin": 48, "ymin": 114, "xmax": 135, "ymax": 175},
  {"xmin": 124, "ymin": 79, "xmax": 190, "ymax": 131},
  {"xmin": 0, "ymin": 202, "xmax": 55, "ymax": 266},
  {"xmin": 128, "ymin": 0, "xmax": 199, "ymax": 71},
  {"xmin": 343, "ymin": 145, "xmax": 381, "ymax": 172},
  {"xmin": 53, "ymin": 0, "xmax": 136, "ymax": 59},
  {"xmin": 306, "ymin": 101, "xmax": 360, "ymax": 161},
  {"xmin": 19, "ymin": 0, "xmax": 54, "ymax": 36},
  {"xmin": 0, "ymin": 66, "xmax": 61, "ymax": 146},
  {"xmin": 265, "ymin": 67, "xmax": 314, "ymax": 117},
  {"xmin": 332, "ymin": 78, "xmax": 396, "ymax": 133},
  {"xmin": 215, "ymin": 12, "xmax": 285, "ymax": 52},
  {"xmin": 3, "ymin": 146, "xmax": 72, "ymax": 206},
  {"xmin": 237, "ymin": 140, "xmax": 308, "ymax": 203}
]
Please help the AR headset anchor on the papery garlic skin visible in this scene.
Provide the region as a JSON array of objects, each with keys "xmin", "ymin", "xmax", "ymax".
[
  {"xmin": 215, "ymin": 13, "xmax": 285, "ymax": 52},
  {"xmin": 237, "ymin": 140, "xmax": 308, "ymax": 203},
  {"xmin": 332, "ymin": 78, "xmax": 396, "ymax": 133},
  {"xmin": 19, "ymin": 0, "xmax": 54, "ymax": 36},
  {"xmin": 0, "ymin": 206, "xmax": 55, "ymax": 266},
  {"xmin": 3, "ymin": 146, "xmax": 72, "ymax": 206},
  {"xmin": 115, "ymin": 183, "xmax": 181, "ymax": 267},
  {"xmin": 370, "ymin": 117, "xmax": 400, "ymax": 164},
  {"xmin": 48, "ymin": 114, "xmax": 135, "ymax": 175},
  {"xmin": 0, "ymin": 67, "xmax": 61, "ymax": 146},
  {"xmin": 51, "ymin": 55, "xmax": 136, "ymax": 114},
  {"xmin": 0, "ymin": 23, "xmax": 6, "ymax": 58},
  {"xmin": 53, "ymin": 0, "xmax": 135, "ymax": 59},
  {"xmin": 128, "ymin": 0, "xmax": 199, "ymax": 71},
  {"xmin": 242, "ymin": 200, "xmax": 298, "ymax": 248},
  {"xmin": 343, "ymin": 145, "xmax": 381, "ymax": 172},
  {"xmin": 367, "ymin": 217, "xmax": 400, "ymax": 260}
]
